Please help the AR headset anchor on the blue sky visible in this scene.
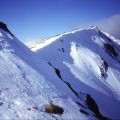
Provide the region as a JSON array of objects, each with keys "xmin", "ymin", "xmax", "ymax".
[{"xmin": 0, "ymin": 0, "xmax": 120, "ymax": 43}]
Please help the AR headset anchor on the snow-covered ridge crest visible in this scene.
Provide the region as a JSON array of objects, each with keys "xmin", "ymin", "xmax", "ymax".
[{"xmin": 28, "ymin": 26, "xmax": 100, "ymax": 51}]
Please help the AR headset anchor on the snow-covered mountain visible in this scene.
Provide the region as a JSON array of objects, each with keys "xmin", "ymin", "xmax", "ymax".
[
  {"xmin": 0, "ymin": 22, "xmax": 120, "ymax": 119},
  {"xmin": 0, "ymin": 22, "xmax": 95, "ymax": 120},
  {"xmin": 29, "ymin": 26, "xmax": 120, "ymax": 119}
]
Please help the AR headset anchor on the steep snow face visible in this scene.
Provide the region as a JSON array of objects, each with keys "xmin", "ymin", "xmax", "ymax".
[
  {"xmin": 30, "ymin": 26, "xmax": 120, "ymax": 119},
  {"xmin": 0, "ymin": 27, "xmax": 91, "ymax": 119}
]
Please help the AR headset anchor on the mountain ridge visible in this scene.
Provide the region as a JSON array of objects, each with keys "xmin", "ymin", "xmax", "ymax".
[
  {"xmin": 0, "ymin": 22, "xmax": 120, "ymax": 119},
  {"xmin": 29, "ymin": 26, "xmax": 120, "ymax": 119}
]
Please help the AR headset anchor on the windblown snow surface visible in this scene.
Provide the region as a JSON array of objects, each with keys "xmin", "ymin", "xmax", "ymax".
[{"xmin": 0, "ymin": 22, "xmax": 120, "ymax": 119}]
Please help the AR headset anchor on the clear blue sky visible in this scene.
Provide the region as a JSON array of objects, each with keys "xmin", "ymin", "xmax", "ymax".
[{"xmin": 0, "ymin": 0, "xmax": 120, "ymax": 43}]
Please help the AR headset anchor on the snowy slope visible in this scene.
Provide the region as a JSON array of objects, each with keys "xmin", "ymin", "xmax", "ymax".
[
  {"xmin": 0, "ymin": 23, "xmax": 98, "ymax": 119},
  {"xmin": 29, "ymin": 26, "xmax": 120, "ymax": 119}
]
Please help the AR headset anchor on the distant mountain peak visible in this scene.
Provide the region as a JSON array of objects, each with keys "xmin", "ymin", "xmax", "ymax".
[{"xmin": 90, "ymin": 25, "xmax": 99, "ymax": 31}]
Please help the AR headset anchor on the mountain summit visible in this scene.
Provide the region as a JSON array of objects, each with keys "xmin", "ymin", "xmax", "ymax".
[{"xmin": 0, "ymin": 23, "xmax": 120, "ymax": 119}]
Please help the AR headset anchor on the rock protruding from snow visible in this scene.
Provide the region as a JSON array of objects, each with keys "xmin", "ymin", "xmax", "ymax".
[
  {"xmin": 45, "ymin": 104, "xmax": 64, "ymax": 115},
  {"xmin": 0, "ymin": 22, "xmax": 13, "ymax": 36}
]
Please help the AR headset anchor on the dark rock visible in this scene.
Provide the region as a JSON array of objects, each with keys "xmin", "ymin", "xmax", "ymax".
[
  {"xmin": 54, "ymin": 67, "xmax": 79, "ymax": 98},
  {"xmin": 61, "ymin": 48, "xmax": 64, "ymax": 52},
  {"xmin": 76, "ymin": 102, "xmax": 86, "ymax": 109},
  {"xmin": 100, "ymin": 66, "xmax": 107, "ymax": 78},
  {"xmin": 45, "ymin": 104, "xmax": 64, "ymax": 115},
  {"xmin": 86, "ymin": 94, "xmax": 109, "ymax": 120},
  {"xmin": 104, "ymin": 43, "xmax": 118, "ymax": 58},
  {"xmin": 54, "ymin": 67, "xmax": 63, "ymax": 80},
  {"xmin": 48, "ymin": 62, "xmax": 52, "ymax": 66},
  {"xmin": 99, "ymin": 31, "xmax": 112, "ymax": 42},
  {"xmin": 0, "ymin": 22, "xmax": 13, "ymax": 36},
  {"xmin": 64, "ymin": 81, "xmax": 79, "ymax": 98},
  {"xmin": 80, "ymin": 109, "xmax": 89, "ymax": 116},
  {"xmin": 60, "ymin": 39, "xmax": 64, "ymax": 42},
  {"xmin": 103, "ymin": 59, "xmax": 108, "ymax": 71},
  {"xmin": 58, "ymin": 48, "xmax": 65, "ymax": 52},
  {"xmin": 86, "ymin": 94, "xmax": 100, "ymax": 115},
  {"xmin": 48, "ymin": 62, "xmax": 79, "ymax": 98},
  {"xmin": 99, "ymin": 58, "xmax": 108, "ymax": 78}
]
